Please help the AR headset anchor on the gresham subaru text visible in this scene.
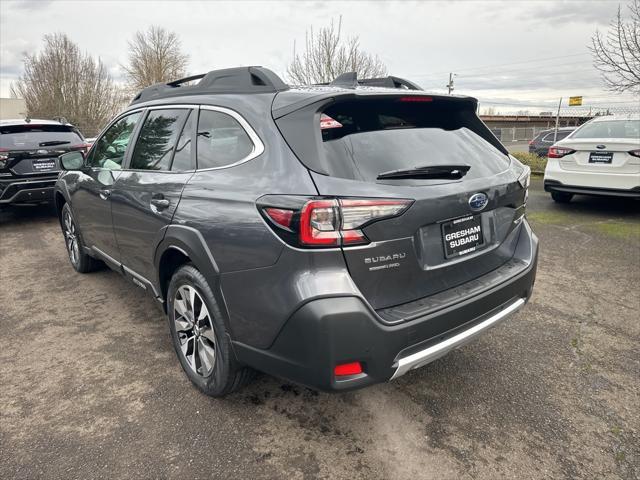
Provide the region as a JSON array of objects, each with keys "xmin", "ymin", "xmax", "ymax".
[{"xmin": 53, "ymin": 67, "xmax": 538, "ymax": 396}]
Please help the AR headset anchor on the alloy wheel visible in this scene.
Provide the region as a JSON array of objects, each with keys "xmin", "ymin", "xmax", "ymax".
[
  {"xmin": 173, "ymin": 285, "xmax": 218, "ymax": 377},
  {"xmin": 63, "ymin": 210, "xmax": 80, "ymax": 266}
]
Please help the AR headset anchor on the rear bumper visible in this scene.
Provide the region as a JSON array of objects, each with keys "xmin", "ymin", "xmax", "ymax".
[
  {"xmin": 0, "ymin": 177, "xmax": 57, "ymax": 204},
  {"xmin": 233, "ymin": 220, "xmax": 538, "ymax": 392},
  {"xmin": 544, "ymin": 158, "xmax": 640, "ymax": 193},
  {"xmin": 544, "ymin": 180, "xmax": 640, "ymax": 198}
]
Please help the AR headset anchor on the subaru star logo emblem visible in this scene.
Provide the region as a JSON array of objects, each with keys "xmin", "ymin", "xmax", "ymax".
[
  {"xmin": 596, "ymin": 144, "xmax": 606, "ymax": 149},
  {"xmin": 468, "ymin": 192, "xmax": 488, "ymax": 211}
]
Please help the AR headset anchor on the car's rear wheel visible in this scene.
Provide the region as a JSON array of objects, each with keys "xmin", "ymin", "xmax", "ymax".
[
  {"xmin": 167, "ymin": 265, "xmax": 253, "ymax": 396},
  {"xmin": 551, "ymin": 191, "xmax": 573, "ymax": 203},
  {"xmin": 61, "ymin": 203, "xmax": 101, "ymax": 273}
]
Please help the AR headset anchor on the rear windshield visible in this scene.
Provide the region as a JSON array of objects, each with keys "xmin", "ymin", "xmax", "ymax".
[
  {"xmin": 319, "ymin": 98, "xmax": 509, "ymax": 181},
  {"xmin": 0, "ymin": 124, "xmax": 83, "ymax": 150},
  {"xmin": 571, "ymin": 119, "xmax": 640, "ymax": 139}
]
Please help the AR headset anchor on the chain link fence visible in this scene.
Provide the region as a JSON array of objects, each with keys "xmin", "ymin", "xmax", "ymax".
[{"xmin": 483, "ymin": 104, "xmax": 639, "ymax": 150}]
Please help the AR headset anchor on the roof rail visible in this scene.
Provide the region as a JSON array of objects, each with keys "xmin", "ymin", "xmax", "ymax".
[
  {"xmin": 323, "ymin": 72, "xmax": 422, "ymax": 91},
  {"xmin": 130, "ymin": 66, "xmax": 289, "ymax": 105},
  {"xmin": 359, "ymin": 75, "xmax": 422, "ymax": 91}
]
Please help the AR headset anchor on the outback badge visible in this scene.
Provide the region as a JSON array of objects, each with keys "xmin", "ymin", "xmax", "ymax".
[{"xmin": 468, "ymin": 192, "xmax": 488, "ymax": 211}]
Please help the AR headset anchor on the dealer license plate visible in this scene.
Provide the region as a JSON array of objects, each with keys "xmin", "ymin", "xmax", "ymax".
[{"xmin": 442, "ymin": 215, "xmax": 484, "ymax": 259}]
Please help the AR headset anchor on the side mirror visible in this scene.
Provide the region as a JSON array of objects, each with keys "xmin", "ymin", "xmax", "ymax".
[{"xmin": 59, "ymin": 151, "xmax": 84, "ymax": 170}]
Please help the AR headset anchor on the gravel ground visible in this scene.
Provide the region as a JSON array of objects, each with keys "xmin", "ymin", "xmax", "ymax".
[{"xmin": 1, "ymin": 178, "xmax": 638, "ymax": 480}]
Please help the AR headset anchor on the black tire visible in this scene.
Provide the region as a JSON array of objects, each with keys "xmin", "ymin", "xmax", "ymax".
[
  {"xmin": 167, "ymin": 264, "xmax": 253, "ymax": 396},
  {"xmin": 60, "ymin": 203, "xmax": 102, "ymax": 273},
  {"xmin": 551, "ymin": 191, "xmax": 573, "ymax": 203}
]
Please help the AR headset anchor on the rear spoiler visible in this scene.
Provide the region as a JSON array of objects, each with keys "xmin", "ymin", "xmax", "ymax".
[{"xmin": 274, "ymin": 94, "xmax": 508, "ymax": 176}]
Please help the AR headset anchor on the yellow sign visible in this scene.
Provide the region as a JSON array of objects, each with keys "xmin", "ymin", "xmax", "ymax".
[{"xmin": 569, "ymin": 96, "xmax": 583, "ymax": 106}]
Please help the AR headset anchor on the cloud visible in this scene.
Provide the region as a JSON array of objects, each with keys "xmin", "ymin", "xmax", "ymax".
[{"xmin": 0, "ymin": 0, "xmax": 622, "ymax": 102}]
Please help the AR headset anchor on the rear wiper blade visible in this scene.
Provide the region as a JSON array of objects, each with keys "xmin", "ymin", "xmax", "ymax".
[
  {"xmin": 377, "ymin": 164, "xmax": 471, "ymax": 180},
  {"xmin": 39, "ymin": 141, "xmax": 70, "ymax": 147}
]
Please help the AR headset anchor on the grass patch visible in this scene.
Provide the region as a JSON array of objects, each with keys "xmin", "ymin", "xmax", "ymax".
[
  {"xmin": 509, "ymin": 152, "xmax": 547, "ymax": 174},
  {"xmin": 587, "ymin": 222, "xmax": 640, "ymax": 240},
  {"xmin": 526, "ymin": 211, "xmax": 573, "ymax": 225}
]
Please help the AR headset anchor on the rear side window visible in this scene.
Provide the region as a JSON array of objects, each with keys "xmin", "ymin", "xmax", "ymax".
[
  {"xmin": 196, "ymin": 110, "xmax": 254, "ymax": 169},
  {"xmin": 317, "ymin": 98, "xmax": 509, "ymax": 182},
  {"xmin": 130, "ymin": 109, "xmax": 188, "ymax": 171},
  {"xmin": 171, "ymin": 111, "xmax": 194, "ymax": 171},
  {"xmin": 0, "ymin": 124, "xmax": 83, "ymax": 150},
  {"xmin": 572, "ymin": 120, "xmax": 640, "ymax": 139}
]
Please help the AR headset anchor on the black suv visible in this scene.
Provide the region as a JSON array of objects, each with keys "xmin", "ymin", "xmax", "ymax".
[
  {"xmin": 528, "ymin": 127, "xmax": 575, "ymax": 157},
  {"xmin": 1, "ymin": 119, "xmax": 89, "ymax": 206},
  {"xmin": 54, "ymin": 67, "xmax": 538, "ymax": 396}
]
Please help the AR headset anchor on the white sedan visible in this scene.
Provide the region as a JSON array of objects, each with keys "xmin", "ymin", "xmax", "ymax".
[{"xmin": 544, "ymin": 115, "xmax": 640, "ymax": 202}]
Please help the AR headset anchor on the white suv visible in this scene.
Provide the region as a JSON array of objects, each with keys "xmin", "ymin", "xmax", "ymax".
[{"xmin": 544, "ymin": 115, "xmax": 640, "ymax": 203}]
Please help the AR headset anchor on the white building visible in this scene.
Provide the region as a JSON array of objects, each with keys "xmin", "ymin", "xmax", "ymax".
[{"xmin": 0, "ymin": 98, "xmax": 27, "ymax": 120}]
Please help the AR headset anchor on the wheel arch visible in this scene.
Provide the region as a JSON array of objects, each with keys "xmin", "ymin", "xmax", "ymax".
[{"xmin": 155, "ymin": 225, "xmax": 228, "ymax": 321}]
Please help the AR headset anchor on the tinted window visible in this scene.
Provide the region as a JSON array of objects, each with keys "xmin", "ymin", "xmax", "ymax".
[
  {"xmin": 130, "ymin": 109, "xmax": 187, "ymax": 170},
  {"xmin": 171, "ymin": 111, "xmax": 194, "ymax": 171},
  {"xmin": 319, "ymin": 99, "xmax": 509, "ymax": 182},
  {"xmin": 87, "ymin": 113, "xmax": 141, "ymax": 169},
  {"xmin": 196, "ymin": 110, "xmax": 254, "ymax": 169},
  {"xmin": 572, "ymin": 120, "xmax": 640, "ymax": 139},
  {"xmin": 0, "ymin": 124, "xmax": 83, "ymax": 149}
]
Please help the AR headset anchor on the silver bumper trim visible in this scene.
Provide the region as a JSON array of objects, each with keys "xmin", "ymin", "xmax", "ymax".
[{"xmin": 390, "ymin": 297, "xmax": 526, "ymax": 380}]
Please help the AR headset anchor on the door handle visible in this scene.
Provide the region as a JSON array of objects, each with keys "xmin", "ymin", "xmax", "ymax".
[
  {"xmin": 150, "ymin": 197, "xmax": 170, "ymax": 210},
  {"xmin": 99, "ymin": 189, "xmax": 111, "ymax": 201}
]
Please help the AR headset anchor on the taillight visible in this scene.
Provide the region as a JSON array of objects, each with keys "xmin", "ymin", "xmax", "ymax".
[
  {"xmin": 548, "ymin": 146, "xmax": 575, "ymax": 158},
  {"xmin": 300, "ymin": 199, "xmax": 341, "ymax": 246},
  {"xmin": 398, "ymin": 96, "xmax": 433, "ymax": 102},
  {"xmin": 629, "ymin": 149, "xmax": 640, "ymax": 158},
  {"xmin": 260, "ymin": 197, "xmax": 413, "ymax": 248}
]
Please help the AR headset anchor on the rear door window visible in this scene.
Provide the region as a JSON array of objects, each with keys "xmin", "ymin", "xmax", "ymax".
[
  {"xmin": 0, "ymin": 124, "xmax": 83, "ymax": 150},
  {"xmin": 318, "ymin": 98, "xmax": 510, "ymax": 182},
  {"xmin": 196, "ymin": 109, "xmax": 254, "ymax": 169},
  {"xmin": 130, "ymin": 109, "xmax": 188, "ymax": 171}
]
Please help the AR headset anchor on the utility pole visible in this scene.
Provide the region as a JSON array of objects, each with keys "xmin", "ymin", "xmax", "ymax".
[
  {"xmin": 446, "ymin": 73, "xmax": 455, "ymax": 95},
  {"xmin": 553, "ymin": 97, "xmax": 562, "ymax": 142}
]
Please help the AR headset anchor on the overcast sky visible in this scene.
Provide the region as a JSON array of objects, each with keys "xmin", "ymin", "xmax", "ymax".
[{"xmin": 1, "ymin": 0, "xmax": 637, "ymax": 113}]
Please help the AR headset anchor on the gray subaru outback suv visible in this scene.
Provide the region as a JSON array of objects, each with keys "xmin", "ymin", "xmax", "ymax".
[{"xmin": 54, "ymin": 67, "xmax": 538, "ymax": 396}]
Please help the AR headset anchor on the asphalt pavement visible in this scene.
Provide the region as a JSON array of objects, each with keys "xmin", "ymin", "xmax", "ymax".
[{"xmin": 1, "ymin": 178, "xmax": 638, "ymax": 479}]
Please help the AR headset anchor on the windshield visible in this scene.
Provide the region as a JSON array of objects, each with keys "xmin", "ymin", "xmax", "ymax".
[
  {"xmin": 571, "ymin": 120, "xmax": 640, "ymax": 139},
  {"xmin": 0, "ymin": 124, "xmax": 83, "ymax": 150}
]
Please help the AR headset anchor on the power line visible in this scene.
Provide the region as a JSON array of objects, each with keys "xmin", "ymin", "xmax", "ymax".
[{"xmin": 405, "ymin": 52, "xmax": 591, "ymax": 78}]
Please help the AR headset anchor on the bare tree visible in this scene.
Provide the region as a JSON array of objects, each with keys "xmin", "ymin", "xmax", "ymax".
[
  {"xmin": 11, "ymin": 33, "xmax": 124, "ymax": 136},
  {"xmin": 287, "ymin": 17, "xmax": 387, "ymax": 85},
  {"xmin": 590, "ymin": 0, "xmax": 640, "ymax": 93},
  {"xmin": 122, "ymin": 26, "xmax": 189, "ymax": 92}
]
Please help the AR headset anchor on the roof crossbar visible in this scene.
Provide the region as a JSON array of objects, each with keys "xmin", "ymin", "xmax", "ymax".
[{"xmin": 130, "ymin": 66, "xmax": 289, "ymax": 105}]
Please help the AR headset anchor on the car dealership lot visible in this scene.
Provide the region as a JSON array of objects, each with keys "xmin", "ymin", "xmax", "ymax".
[{"xmin": 1, "ymin": 178, "xmax": 638, "ymax": 480}]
